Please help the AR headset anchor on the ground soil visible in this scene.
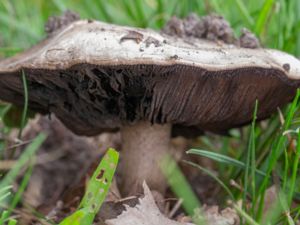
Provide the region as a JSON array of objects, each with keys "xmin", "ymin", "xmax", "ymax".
[{"xmin": 8, "ymin": 115, "xmax": 224, "ymax": 224}]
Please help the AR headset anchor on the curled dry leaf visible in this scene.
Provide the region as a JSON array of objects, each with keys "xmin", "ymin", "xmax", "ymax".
[
  {"xmin": 105, "ymin": 182, "xmax": 194, "ymax": 225},
  {"xmin": 105, "ymin": 182, "xmax": 239, "ymax": 225},
  {"xmin": 203, "ymin": 205, "xmax": 240, "ymax": 225},
  {"xmin": 263, "ymin": 185, "xmax": 278, "ymax": 214}
]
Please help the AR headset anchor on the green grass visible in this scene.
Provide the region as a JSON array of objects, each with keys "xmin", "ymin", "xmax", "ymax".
[
  {"xmin": 1, "ymin": 0, "xmax": 300, "ymax": 224},
  {"xmin": 188, "ymin": 92, "xmax": 300, "ymax": 224},
  {"xmin": 60, "ymin": 148, "xmax": 119, "ymax": 225},
  {"xmin": 161, "ymin": 155, "xmax": 203, "ymax": 224}
]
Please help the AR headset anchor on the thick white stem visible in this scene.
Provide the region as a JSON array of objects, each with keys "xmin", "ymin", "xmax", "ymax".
[{"xmin": 120, "ymin": 121, "xmax": 171, "ymax": 196}]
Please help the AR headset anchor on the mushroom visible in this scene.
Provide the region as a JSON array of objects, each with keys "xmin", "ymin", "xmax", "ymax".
[{"xmin": 0, "ymin": 20, "xmax": 300, "ymax": 196}]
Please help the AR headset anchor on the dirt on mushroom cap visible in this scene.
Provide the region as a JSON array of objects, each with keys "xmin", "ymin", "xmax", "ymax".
[
  {"xmin": 162, "ymin": 13, "xmax": 260, "ymax": 48},
  {"xmin": 45, "ymin": 10, "xmax": 80, "ymax": 36}
]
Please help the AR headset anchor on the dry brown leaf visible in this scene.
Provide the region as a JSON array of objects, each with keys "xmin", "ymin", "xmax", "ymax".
[
  {"xmin": 106, "ymin": 182, "xmax": 239, "ymax": 225},
  {"xmin": 106, "ymin": 182, "xmax": 193, "ymax": 225}
]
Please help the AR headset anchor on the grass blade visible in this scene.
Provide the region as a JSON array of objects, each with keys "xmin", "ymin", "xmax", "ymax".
[
  {"xmin": 0, "ymin": 13, "xmax": 39, "ymax": 41},
  {"xmin": 232, "ymin": 202, "xmax": 260, "ymax": 225},
  {"xmin": 187, "ymin": 149, "xmax": 266, "ymax": 177},
  {"xmin": 161, "ymin": 155, "xmax": 204, "ymax": 224},
  {"xmin": 254, "ymin": 0, "xmax": 275, "ymax": 35},
  {"xmin": 183, "ymin": 160, "xmax": 234, "ymax": 200},
  {"xmin": 256, "ymin": 89, "xmax": 300, "ymax": 221},
  {"xmin": 288, "ymin": 130, "xmax": 300, "ymax": 205},
  {"xmin": 234, "ymin": 0, "xmax": 254, "ymax": 27},
  {"xmin": 2, "ymin": 164, "xmax": 33, "ymax": 222},
  {"xmin": 0, "ymin": 210, "xmax": 9, "ymax": 225},
  {"xmin": 0, "ymin": 190, "xmax": 11, "ymax": 203},
  {"xmin": 0, "ymin": 133, "xmax": 46, "ymax": 190},
  {"xmin": 18, "ymin": 70, "xmax": 28, "ymax": 139},
  {"xmin": 60, "ymin": 148, "xmax": 119, "ymax": 225},
  {"xmin": 243, "ymin": 100, "xmax": 258, "ymax": 212},
  {"xmin": 51, "ymin": 0, "xmax": 66, "ymax": 11},
  {"xmin": 7, "ymin": 218, "xmax": 17, "ymax": 225}
]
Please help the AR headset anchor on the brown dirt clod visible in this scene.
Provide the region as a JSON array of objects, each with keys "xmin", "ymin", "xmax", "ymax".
[
  {"xmin": 239, "ymin": 28, "xmax": 260, "ymax": 48},
  {"xmin": 162, "ymin": 16, "xmax": 185, "ymax": 37},
  {"xmin": 162, "ymin": 13, "xmax": 236, "ymax": 44},
  {"xmin": 45, "ymin": 10, "xmax": 80, "ymax": 36},
  {"xmin": 163, "ymin": 13, "xmax": 261, "ymax": 48}
]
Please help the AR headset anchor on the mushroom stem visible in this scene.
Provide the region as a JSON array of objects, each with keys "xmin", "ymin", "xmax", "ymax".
[{"xmin": 120, "ymin": 121, "xmax": 171, "ymax": 196}]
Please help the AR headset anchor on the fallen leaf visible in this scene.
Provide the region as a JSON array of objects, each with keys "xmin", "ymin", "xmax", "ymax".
[{"xmin": 106, "ymin": 182, "xmax": 239, "ymax": 225}]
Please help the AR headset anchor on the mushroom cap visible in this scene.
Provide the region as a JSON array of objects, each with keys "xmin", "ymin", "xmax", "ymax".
[{"xmin": 0, "ymin": 20, "xmax": 300, "ymax": 136}]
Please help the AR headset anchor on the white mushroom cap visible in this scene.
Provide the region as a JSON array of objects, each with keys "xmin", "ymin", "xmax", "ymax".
[
  {"xmin": 0, "ymin": 20, "xmax": 299, "ymax": 79},
  {"xmin": 0, "ymin": 20, "xmax": 299, "ymax": 136}
]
